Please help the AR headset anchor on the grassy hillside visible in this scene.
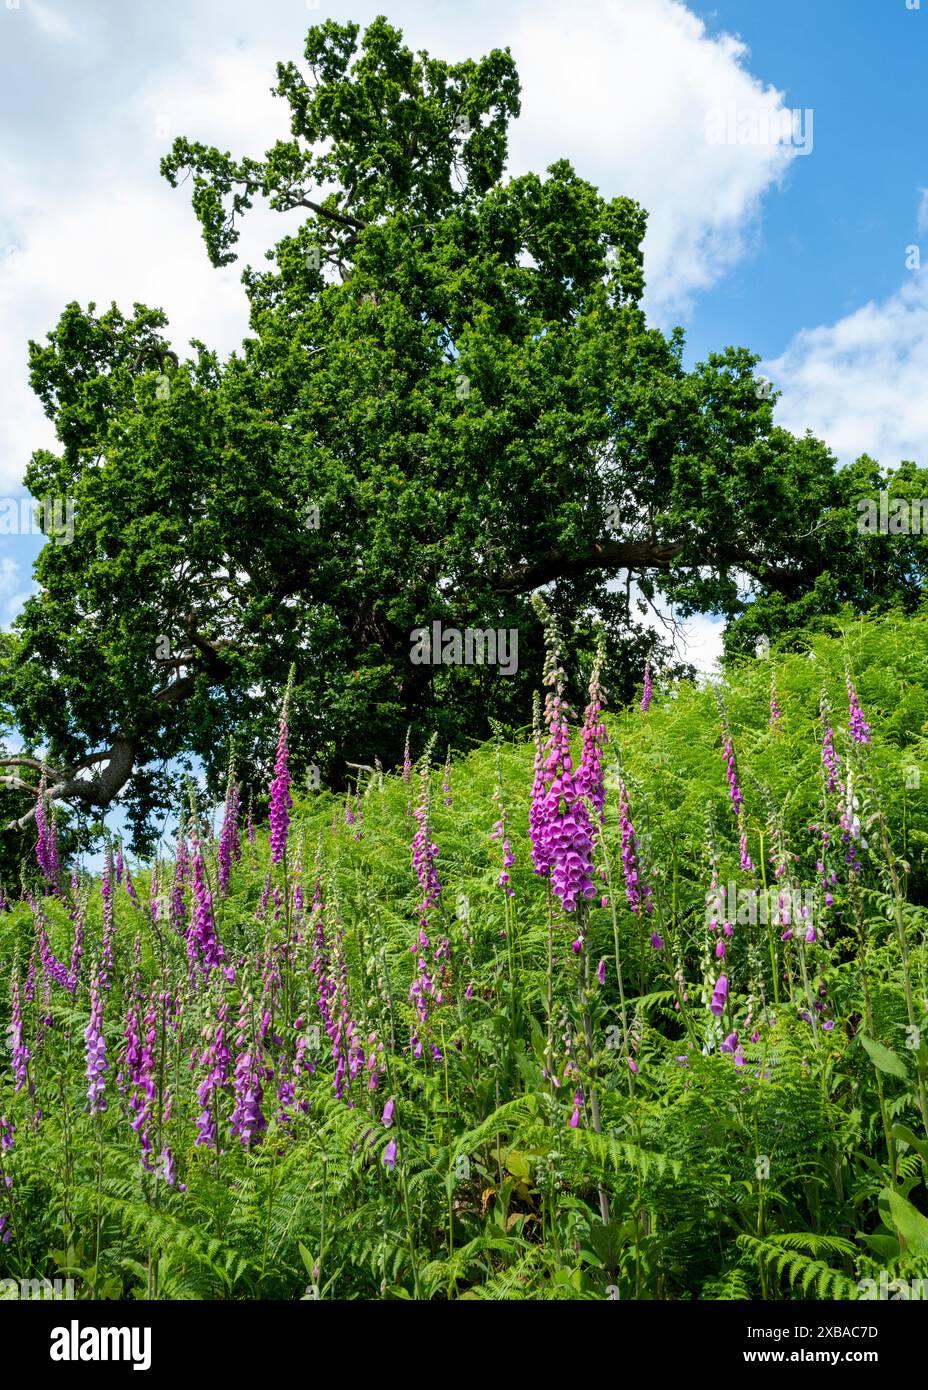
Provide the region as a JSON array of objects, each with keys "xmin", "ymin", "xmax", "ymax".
[{"xmin": 3, "ymin": 611, "xmax": 928, "ymax": 1299}]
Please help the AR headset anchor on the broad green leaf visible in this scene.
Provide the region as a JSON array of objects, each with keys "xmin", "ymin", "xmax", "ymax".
[
  {"xmin": 884, "ymin": 1188, "xmax": 928, "ymax": 1255},
  {"xmin": 504, "ymin": 1150, "xmax": 532, "ymax": 1181},
  {"xmin": 860, "ymin": 1034, "xmax": 909, "ymax": 1080},
  {"xmin": 892, "ymin": 1123, "xmax": 928, "ymax": 1163},
  {"xmin": 858, "ymin": 1232, "xmax": 900, "ymax": 1261}
]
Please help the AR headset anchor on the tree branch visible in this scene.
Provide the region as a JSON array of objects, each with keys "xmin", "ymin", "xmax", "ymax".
[
  {"xmin": 1, "ymin": 624, "xmax": 234, "ymax": 830},
  {"xmin": 293, "ymin": 196, "xmax": 367, "ymax": 232},
  {"xmin": 493, "ymin": 538, "xmax": 807, "ymax": 596},
  {"xmin": 2, "ymin": 733, "xmax": 137, "ymax": 831}
]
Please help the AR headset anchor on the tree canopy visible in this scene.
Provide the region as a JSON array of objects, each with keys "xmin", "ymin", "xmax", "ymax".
[{"xmin": 3, "ymin": 15, "xmax": 926, "ymax": 853}]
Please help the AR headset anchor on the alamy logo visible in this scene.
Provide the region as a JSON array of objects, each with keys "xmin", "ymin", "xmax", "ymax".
[
  {"xmin": 857, "ymin": 490, "xmax": 928, "ymax": 535},
  {"xmin": 0, "ymin": 496, "xmax": 75, "ymax": 545},
  {"xmin": 410, "ymin": 622, "xmax": 518, "ymax": 676},
  {"xmin": 857, "ymin": 1272, "xmax": 928, "ymax": 1300},
  {"xmin": 704, "ymin": 104, "xmax": 814, "ymax": 155},
  {"xmin": 49, "ymin": 1320, "xmax": 151, "ymax": 1371},
  {"xmin": 0, "ymin": 1276, "xmax": 75, "ymax": 1299}
]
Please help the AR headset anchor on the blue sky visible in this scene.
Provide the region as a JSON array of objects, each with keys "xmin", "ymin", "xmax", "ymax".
[
  {"xmin": 2, "ymin": 0, "xmax": 928, "ymax": 831},
  {"xmin": 685, "ymin": 0, "xmax": 928, "ymax": 368}
]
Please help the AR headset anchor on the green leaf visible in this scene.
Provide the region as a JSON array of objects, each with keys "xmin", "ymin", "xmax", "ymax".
[
  {"xmin": 860, "ymin": 1034, "xmax": 909, "ymax": 1080},
  {"xmin": 504, "ymin": 1150, "xmax": 532, "ymax": 1181},
  {"xmin": 884, "ymin": 1188, "xmax": 928, "ymax": 1255},
  {"xmin": 529, "ymin": 1019, "xmax": 547, "ymax": 1063},
  {"xmin": 892, "ymin": 1123, "xmax": 928, "ymax": 1163},
  {"xmin": 589, "ymin": 1221, "xmax": 629, "ymax": 1266},
  {"xmin": 857, "ymin": 1232, "xmax": 900, "ymax": 1261}
]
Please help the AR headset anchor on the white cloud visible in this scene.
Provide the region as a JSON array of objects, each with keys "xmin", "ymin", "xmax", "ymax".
[
  {"xmin": 27, "ymin": 1, "xmax": 79, "ymax": 44},
  {"xmin": 766, "ymin": 272, "xmax": 928, "ymax": 468},
  {"xmin": 505, "ymin": 0, "xmax": 803, "ymax": 319},
  {"xmin": 0, "ymin": 48, "xmax": 290, "ymax": 494},
  {"xmin": 138, "ymin": 46, "xmax": 285, "ymax": 161},
  {"xmin": 647, "ymin": 597, "xmax": 725, "ymax": 675},
  {"xmin": 0, "ymin": 557, "xmax": 19, "ymax": 596},
  {"xmin": 673, "ymin": 611, "xmax": 725, "ymax": 675},
  {"xmin": 2, "ymin": 590, "xmax": 34, "ymax": 627}
]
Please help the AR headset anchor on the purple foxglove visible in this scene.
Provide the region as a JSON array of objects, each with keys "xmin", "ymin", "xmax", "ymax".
[
  {"xmin": 847, "ymin": 675, "xmax": 871, "ymax": 745},
  {"xmin": 10, "ymin": 975, "xmax": 30, "ymax": 1093},
  {"xmin": 619, "ymin": 782, "xmax": 653, "ymax": 915},
  {"xmin": 84, "ymin": 966, "xmax": 108, "ymax": 1113},
  {"xmin": 529, "ymin": 603, "xmax": 597, "ymax": 912},
  {"xmin": 769, "ymin": 671, "xmax": 782, "ymax": 728},
  {"xmin": 35, "ymin": 781, "xmax": 60, "ymax": 888},
  {"xmin": 269, "ymin": 688, "xmax": 293, "ymax": 864},
  {"xmin": 709, "ymin": 974, "xmax": 728, "ymax": 1017},
  {"xmin": 640, "ymin": 659, "xmax": 653, "ymax": 713},
  {"xmin": 218, "ymin": 770, "xmax": 240, "ymax": 895},
  {"xmin": 409, "ymin": 756, "xmax": 448, "ymax": 1061}
]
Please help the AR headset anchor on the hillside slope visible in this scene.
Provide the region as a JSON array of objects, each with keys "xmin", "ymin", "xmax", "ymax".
[{"xmin": 2, "ymin": 611, "xmax": 928, "ymax": 1299}]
